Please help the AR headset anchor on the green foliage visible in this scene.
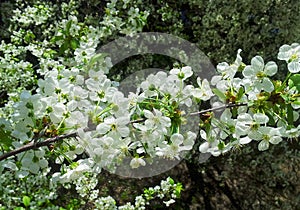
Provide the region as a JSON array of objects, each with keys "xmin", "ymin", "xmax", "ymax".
[
  {"xmin": 22, "ymin": 196, "xmax": 31, "ymax": 207},
  {"xmin": 0, "ymin": 126, "xmax": 13, "ymax": 150},
  {"xmin": 289, "ymin": 74, "xmax": 300, "ymax": 92},
  {"xmin": 122, "ymin": 0, "xmax": 298, "ymax": 82}
]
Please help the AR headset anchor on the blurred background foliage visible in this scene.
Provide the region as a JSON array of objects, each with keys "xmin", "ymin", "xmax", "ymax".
[{"xmin": 0, "ymin": 0, "xmax": 300, "ymax": 209}]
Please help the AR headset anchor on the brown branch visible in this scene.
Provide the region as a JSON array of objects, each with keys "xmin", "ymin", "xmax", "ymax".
[
  {"xmin": 0, "ymin": 132, "xmax": 77, "ymax": 162},
  {"xmin": 189, "ymin": 103, "xmax": 248, "ymax": 116}
]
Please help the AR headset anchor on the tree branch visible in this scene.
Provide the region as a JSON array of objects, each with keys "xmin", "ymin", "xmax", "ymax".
[{"xmin": 0, "ymin": 132, "xmax": 77, "ymax": 162}]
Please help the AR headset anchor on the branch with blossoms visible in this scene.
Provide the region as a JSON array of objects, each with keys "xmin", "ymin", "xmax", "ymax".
[
  {"xmin": 0, "ymin": 133, "xmax": 77, "ymax": 161},
  {"xmin": 0, "ymin": 103, "xmax": 247, "ymax": 162},
  {"xmin": 0, "ymin": 42, "xmax": 299, "ymax": 177},
  {"xmin": 189, "ymin": 102, "xmax": 248, "ymax": 116}
]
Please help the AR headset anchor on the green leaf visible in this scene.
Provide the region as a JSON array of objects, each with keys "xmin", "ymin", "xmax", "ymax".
[
  {"xmin": 24, "ymin": 31, "xmax": 35, "ymax": 44},
  {"xmin": 265, "ymin": 111, "xmax": 276, "ymax": 126},
  {"xmin": 65, "ymin": 20, "xmax": 73, "ymax": 36},
  {"xmin": 218, "ymin": 141, "xmax": 225, "ymax": 150},
  {"xmin": 231, "ymin": 107, "xmax": 238, "ymax": 118},
  {"xmin": 59, "ymin": 41, "xmax": 69, "ymax": 55},
  {"xmin": 50, "ymin": 35, "xmax": 64, "ymax": 43},
  {"xmin": 236, "ymin": 87, "xmax": 244, "ymax": 101},
  {"xmin": 168, "ymin": 177, "xmax": 175, "ymax": 185},
  {"xmin": 70, "ymin": 39, "xmax": 79, "ymax": 50},
  {"xmin": 22, "ymin": 196, "xmax": 31, "ymax": 207},
  {"xmin": 175, "ymin": 183, "xmax": 183, "ymax": 197},
  {"xmin": 0, "ymin": 127, "xmax": 13, "ymax": 150},
  {"xmin": 288, "ymin": 74, "xmax": 300, "ymax": 92},
  {"xmin": 212, "ymin": 88, "xmax": 226, "ymax": 101},
  {"xmin": 70, "ymin": 162, "xmax": 79, "ymax": 169}
]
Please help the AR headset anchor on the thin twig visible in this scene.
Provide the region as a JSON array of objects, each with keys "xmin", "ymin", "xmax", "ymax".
[
  {"xmin": 189, "ymin": 103, "xmax": 248, "ymax": 116},
  {"xmin": 0, "ymin": 132, "xmax": 77, "ymax": 161}
]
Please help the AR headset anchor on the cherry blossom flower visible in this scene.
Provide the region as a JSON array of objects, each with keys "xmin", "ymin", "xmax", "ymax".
[{"xmin": 278, "ymin": 43, "xmax": 300, "ymax": 73}]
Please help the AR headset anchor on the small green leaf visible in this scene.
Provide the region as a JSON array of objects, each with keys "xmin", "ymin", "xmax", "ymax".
[
  {"xmin": 212, "ymin": 88, "xmax": 226, "ymax": 101},
  {"xmin": 65, "ymin": 20, "xmax": 73, "ymax": 35},
  {"xmin": 265, "ymin": 111, "xmax": 275, "ymax": 126},
  {"xmin": 218, "ymin": 141, "xmax": 225, "ymax": 150},
  {"xmin": 168, "ymin": 177, "xmax": 175, "ymax": 185},
  {"xmin": 231, "ymin": 107, "xmax": 238, "ymax": 118},
  {"xmin": 13, "ymin": 207, "xmax": 25, "ymax": 210},
  {"xmin": 22, "ymin": 196, "xmax": 31, "ymax": 207},
  {"xmin": 50, "ymin": 35, "xmax": 64, "ymax": 43},
  {"xmin": 59, "ymin": 41, "xmax": 69, "ymax": 55},
  {"xmin": 175, "ymin": 183, "xmax": 183, "ymax": 197},
  {"xmin": 70, "ymin": 39, "xmax": 79, "ymax": 50},
  {"xmin": 24, "ymin": 31, "xmax": 35, "ymax": 43},
  {"xmin": 289, "ymin": 74, "xmax": 300, "ymax": 92},
  {"xmin": 70, "ymin": 162, "xmax": 79, "ymax": 169},
  {"xmin": 0, "ymin": 127, "xmax": 13, "ymax": 150},
  {"xmin": 236, "ymin": 87, "xmax": 244, "ymax": 101}
]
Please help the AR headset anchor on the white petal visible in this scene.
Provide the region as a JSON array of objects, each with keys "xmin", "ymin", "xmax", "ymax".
[
  {"xmin": 269, "ymin": 136, "xmax": 282, "ymax": 144},
  {"xmin": 234, "ymin": 49, "xmax": 243, "ymax": 65},
  {"xmin": 248, "ymin": 130, "xmax": 262, "ymax": 140},
  {"xmin": 242, "ymin": 66, "xmax": 254, "ymax": 77},
  {"xmin": 216, "ymin": 62, "xmax": 229, "ymax": 73},
  {"xmin": 118, "ymin": 126, "xmax": 130, "ymax": 137},
  {"xmin": 169, "ymin": 68, "xmax": 180, "ymax": 75},
  {"xmin": 39, "ymin": 159, "xmax": 48, "ymax": 168},
  {"xmin": 239, "ymin": 137, "xmax": 252, "ymax": 144},
  {"xmin": 3, "ymin": 162, "xmax": 18, "ymax": 170},
  {"xmin": 16, "ymin": 170, "xmax": 29, "ymax": 179},
  {"xmin": 262, "ymin": 78, "xmax": 274, "ymax": 92},
  {"xmin": 288, "ymin": 62, "xmax": 300, "ymax": 73},
  {"xmin": 277, "ymin": 45, "xmax": 291, "ymax": 60},
  {"xmin": 251, "ymin": 56, "xmax": 264, "ymax": 71},
  {"xmin": 264, "ymin": 61, "xmax": 278, "ymax": 76},
  {"xmin": 96, "ymin": 123, "xmax": 111, "ymax": 134},
  {"xmin": 211, "ymin": 75, "xmax": 222, "ymax": 86},
  {"xmin": 200, "ymin": 130, "xmax": 207, "ymax": 140},
  {"xmin": 235, "ymin": 124, "xmax": 248, "ymax": 136},
  {"xmin": 143, "ymin": 110, "xmax": 153, "ymax": 119},
  {"xmin": 253, "ymin": 113, "xmax": 269, "ymax": 124},
  {"xmin": 199, "ymin": 142, "xmax": 209, "ymax": 153},
  {"xmin": 171, "ymin": 133, "xmax": 184, "ymax": 144},
  {"xmin": 258, "ymin": 140, "xmax": 269, "ymax": 151},
  {"xmin": 237, "ymin": 113, "xmax": 252, "ymax": 123},
  {"xmin": 182, "ymin": 66, "xmax": 193, "ymax": 78}
]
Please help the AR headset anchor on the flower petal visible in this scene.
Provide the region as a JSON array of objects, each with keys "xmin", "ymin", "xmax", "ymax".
[
  {"xmin": 288, "ymin": 62, "xmax": 300, "ymax": 73},
  {"xmin": 258, "ymin": 140, "xmax": 269, "ymax": 151},
  {"xmin": 264, "ymin": 61, "xmax": 278, "ymax": 76}
]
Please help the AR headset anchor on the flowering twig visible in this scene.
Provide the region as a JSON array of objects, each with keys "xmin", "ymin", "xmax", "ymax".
[
  {"xmin": 0, "ymin": 132, "xmax": 77, "ymax": 161},
  {"xmin": 0, "ymin": 103, "xmax": 248, "ymax": 162},
  {"xmin": 130, "ymin": 103, "xmax": 248, "ymax": 123},
  {"xmin": 189, "ymin": 102, "xmax": 248, "ymax": 116}
]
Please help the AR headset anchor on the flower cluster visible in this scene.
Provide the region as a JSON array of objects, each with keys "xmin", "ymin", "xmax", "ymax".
[
  {"xmin": 1, "ymin": 37, "xmax": 300, "ymax": 206},
  {"xmin": 94, "ymin": 177, "xmax": 182, "ymax": 210},
  {"xmin": 200, "ymin": 43, "xmax": 300, "ymax": 155}
]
